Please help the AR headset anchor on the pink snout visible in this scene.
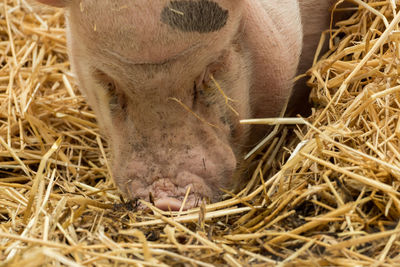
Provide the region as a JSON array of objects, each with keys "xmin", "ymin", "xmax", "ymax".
[
  {"xmin": 128, "ymin": 172, "xmax": 215, "ymax": 211},
  {"xmin": 117, "ymin": 144, "xmax": 237, "ymax": 211}
]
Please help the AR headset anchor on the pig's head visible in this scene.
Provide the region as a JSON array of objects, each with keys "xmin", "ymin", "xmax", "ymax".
[{"xmin": 36, "ymin": 0, "xmax": 250, "ymax": 210}]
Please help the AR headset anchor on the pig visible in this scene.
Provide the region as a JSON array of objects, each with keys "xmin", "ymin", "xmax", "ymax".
[{"xmin": 34, "ymin": 0, "xmax": 333, "ymax": 211}]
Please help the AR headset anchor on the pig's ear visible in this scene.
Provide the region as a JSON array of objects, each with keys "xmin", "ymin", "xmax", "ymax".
[{"xmin": 35, "ymin": 0, "xmax": 69, "ymax": 7}]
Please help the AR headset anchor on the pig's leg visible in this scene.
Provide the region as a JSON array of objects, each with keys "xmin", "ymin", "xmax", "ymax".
[{"xmin": 242, "ymin": 0, "xmax": 303, "ymax": 140}]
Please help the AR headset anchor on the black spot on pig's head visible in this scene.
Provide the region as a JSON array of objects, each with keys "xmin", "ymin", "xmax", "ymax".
[{"xmin": 161, "ymin": 0, "xmax": 228, "ymax": 33}]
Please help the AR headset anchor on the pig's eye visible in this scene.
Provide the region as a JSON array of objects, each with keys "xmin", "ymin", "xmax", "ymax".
[
  {"xmin": 192, "ymin": 82, "xmax": 198, "ymax": 107},
  {"xmin": 106, "ymin": 81, "xmax": 118, "ymax": 106},
  {"xmin": 93, "ymin": 69, "xmax": 127, "ymax": 114}
]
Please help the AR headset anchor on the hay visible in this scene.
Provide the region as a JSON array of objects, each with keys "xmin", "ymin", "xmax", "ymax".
[{"xmin": 1, "ymin": 0, "xmax": 400, "ymax": 266}]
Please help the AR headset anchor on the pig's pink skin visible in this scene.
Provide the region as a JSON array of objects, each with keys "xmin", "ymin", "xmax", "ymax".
[
  {"xmin": 154, "ymin": 198, "xmax": 185, "ymax": 212},
  {"xmin": 35, "ymin": 0, "xmax": 333, "ymax": 210}
]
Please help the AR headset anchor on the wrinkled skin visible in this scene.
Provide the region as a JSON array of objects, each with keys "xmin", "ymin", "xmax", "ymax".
[{"xmin": 35, "ymin": 0, "xmax": 333, "ymax": 210}]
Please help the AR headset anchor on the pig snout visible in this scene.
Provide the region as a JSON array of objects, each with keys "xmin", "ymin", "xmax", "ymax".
[
  {"xmin": 121, "ymin": 146, "xmax": 237, "ymax": 211},
  {"xmin": 113, "ymin": 118, "xmax": 237, "ymax": 210}
]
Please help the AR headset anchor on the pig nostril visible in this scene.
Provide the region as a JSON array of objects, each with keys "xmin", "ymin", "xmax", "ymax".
[{"xmin": 149, "ymin": 192, "xmax": 155, "ymax": 206}]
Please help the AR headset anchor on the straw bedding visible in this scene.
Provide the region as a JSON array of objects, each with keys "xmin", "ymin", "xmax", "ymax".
[{"xmin": 1, "ymin": 0, "xmax": 399, "ymax": 266}]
